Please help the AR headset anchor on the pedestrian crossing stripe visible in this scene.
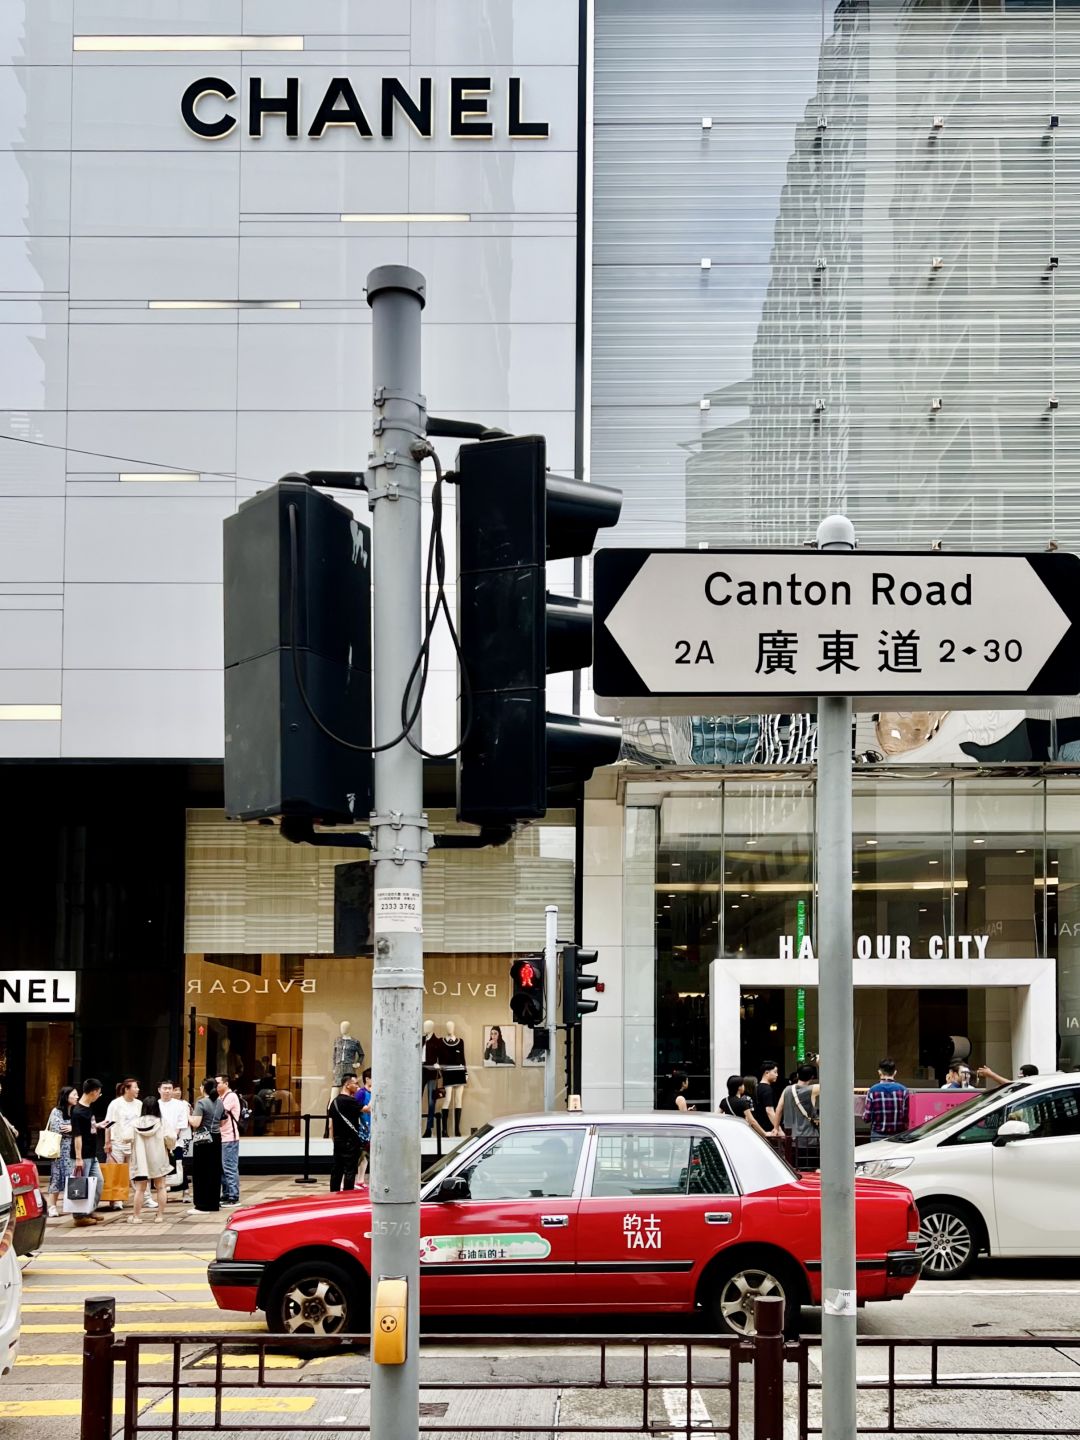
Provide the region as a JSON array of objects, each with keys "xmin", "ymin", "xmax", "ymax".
[
  {"xmin": 25, "ymin": 1283, "xmax": 210, "ymax": 1292},
  {"xmin": 56, "ymin": 1253, "xmax": 215, "ymax": 1262},
  {"xmin": 25, "ymin": 1301, "xmax": 223, "ymax": 1312},
  {"xmin": 0, "ymin": 1397, "xmax": 315, "ymax": 1418},
  {"xmin": 24, "ymin": 1320, "xmax": 266, "ymax": 1334},
  {"xmin": 30, "ymin": 1267, "xmax": 207, "ymax": 1276}
]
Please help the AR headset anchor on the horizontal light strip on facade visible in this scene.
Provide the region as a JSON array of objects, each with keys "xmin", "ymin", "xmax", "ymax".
[
  {"xmin": 118, "ymin": 473, "xmax": 198, "ymax": 483},
  {"xmin": 658, "ymin": 879, "xmax": 1060, "ymax": 893},
  {"xmin": 147, "ymin": 301, "xmax": 300, "ymax": 310},
  {"xmin": 73, "ymin": 35, "xmax": 303, "ymax": 51},
  {"xmin": 340, "ymin": 213, "xmax": 471, "ymax": 223},
  {"xmin": 0, "ymin": 706, "xmax": 61, "ymax": 721}
]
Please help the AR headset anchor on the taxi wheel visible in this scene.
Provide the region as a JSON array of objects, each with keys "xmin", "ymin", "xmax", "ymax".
[
  {"xmin": 707, "ymin": 1258, "xmax": 796, "ymax": 1339},
  {"xmin": 916, "ymin": 1202, "xmax": 978, "ymax": 1279},
  {"xmin": 267, "ymin": 1260, "xmax": 361, "ymax": 1337}
]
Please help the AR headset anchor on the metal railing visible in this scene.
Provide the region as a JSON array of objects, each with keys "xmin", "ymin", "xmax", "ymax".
[
  {"xmin": 82, "ymin": 1296, "xmax": 1080, "ymax": 1440},
  {"xmin": 80, "ymin": 1297, "xmax": 745, "ymax": 1440},
  {"xmin": 792, "ymin": 1334, "xmax": 1080, "ymax": 1439}
]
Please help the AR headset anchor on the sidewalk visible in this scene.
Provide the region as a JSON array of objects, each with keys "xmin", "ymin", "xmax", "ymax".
[{"xmin": 40, "ymin": 1174, "xmax": 333, "ymax": 1250}]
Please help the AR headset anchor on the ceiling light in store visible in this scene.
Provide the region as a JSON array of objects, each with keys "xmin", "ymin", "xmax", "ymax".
[
  {"xmin": 1051, "ymin": 858, "xmax": 1060, "ymax": 865},
  {"xmin": 747, "ymin": 838, "xmax": 758, "ymax": 846},
  {"xmin": 731, "ymin": 904, "xmax": 740, "ymax": 909},
  {"xmin": 119, "ymin": 473, "xmax": 197, "ymax": 483},
  {"xmin": 928, "ymin": 859, "xmax": 939, "ymax": 865},
  {"xmin": 973, "ymin": 838, "xmax": 985, "ymax": 845},
  {"xmin": 865, "ymin": 838, "xmax": 878, "ymax": 845},
  {"xmin": 74, "ymin": 34, "xmax": 303, "ymax": 50},
  {"xmin": 740, "ymin": 893, "xmax": 749, "ymax": 899},
  {"xmin": 671, "ymin": 862, "xmax": 681, "ymax": 867},
  {"xmin": 0, "ymin": 704, "xmax": 61, "ymax": 720},
  {"xmin": 1016, "ymin": 849, "xmax": 1027, "ymax": 854},
  {"xmin": 342, "ymin": 213, "xmax": 471, "ymax": 223},
  {"xmin": 919, "ymin": 907, "xmax": 927, "ymax": 913},
  {"xmin": 768, "ymin": 1023, "xmax": 778, "ymax": 1032}
]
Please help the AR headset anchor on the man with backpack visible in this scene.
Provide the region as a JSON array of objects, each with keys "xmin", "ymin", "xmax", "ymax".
[{"xmin": 214, "ymin": 1074, "xmax": 245, "ymax": 1207}]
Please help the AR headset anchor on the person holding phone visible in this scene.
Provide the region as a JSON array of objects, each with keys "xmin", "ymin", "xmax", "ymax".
[{"xmin": 70, "ymin": 1078, "xmax": 105, "ymax": 1228}]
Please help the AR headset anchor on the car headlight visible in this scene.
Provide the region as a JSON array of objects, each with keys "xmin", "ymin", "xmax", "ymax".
[
  {"xmin": 216, "ymin": 1226, "xmax": 239, "ymax": 1261},
  {"xmin": 854, "ymin": 1157, "xmax": 914, "ymax": 1181}
]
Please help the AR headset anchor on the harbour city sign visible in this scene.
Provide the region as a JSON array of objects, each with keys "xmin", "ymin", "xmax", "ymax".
[{"xmin": 181, "ymin": 74, "xmax": 550, "ymax": 140}]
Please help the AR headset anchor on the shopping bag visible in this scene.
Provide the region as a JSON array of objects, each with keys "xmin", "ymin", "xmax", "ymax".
[
  {"xmin": 65, "ymin": 1172, "xmax": 100, "ymax": 1215},
  {"xmin": 99, "ymin": 1162, "xmax": 130, "ymax": 1204},
  {"xmin": 36, "ymin": 1129, "xmax": 61, "ymax": 1160},
  {"xmin": 165, "ymin": 1153, "xmax": 185, "ymax": 1190}
]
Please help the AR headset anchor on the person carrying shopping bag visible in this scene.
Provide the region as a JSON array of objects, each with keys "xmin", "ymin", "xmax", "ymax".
[{"xmin": 103, "ymin": 1078, "xmax": 145, "ymax": 1212}]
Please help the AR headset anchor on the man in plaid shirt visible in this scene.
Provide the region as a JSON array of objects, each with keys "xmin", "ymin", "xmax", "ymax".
[{"xmin": 863, "ymin": 1059, "xmax": 910, "ymax": 1142}]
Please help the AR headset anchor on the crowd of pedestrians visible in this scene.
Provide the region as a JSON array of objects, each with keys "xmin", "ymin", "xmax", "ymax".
[{"xmin": 42, "ymin": 1074, "xmax": 245, "ymax": 1224}]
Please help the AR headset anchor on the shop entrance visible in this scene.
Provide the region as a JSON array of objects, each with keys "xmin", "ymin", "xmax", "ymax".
[
  {"xmin": 711, "ymin": 954, "xmax": 1056, "ymax": 1108},
  {"xmin": 0, "ymin": 1020, "xmax": 74, "ymax": 1145}
]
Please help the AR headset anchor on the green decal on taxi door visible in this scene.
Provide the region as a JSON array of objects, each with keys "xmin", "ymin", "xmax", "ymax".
[{"xmin": 420, "ymin": 1233, "xmax": 552, "ymax": 1264}]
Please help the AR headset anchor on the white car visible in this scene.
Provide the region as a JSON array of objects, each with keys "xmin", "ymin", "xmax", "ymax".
[
  {"xmin": 855, "ymin": 1071, "xmax": 1080, "ymax": 1278},
  {"xmin": 0, "ymin": 1152, "xmax": 21, "ymax": 1376}
]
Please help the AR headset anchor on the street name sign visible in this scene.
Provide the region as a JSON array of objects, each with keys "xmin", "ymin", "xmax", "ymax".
[{"xmin": 593, "ymin": 549, "xmax": 1080, "ymax": 716}]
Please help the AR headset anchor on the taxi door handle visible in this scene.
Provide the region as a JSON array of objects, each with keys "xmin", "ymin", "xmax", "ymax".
[
  {"xmin": 541, "ymin": 1215, "xmax": 570, "ymax": 1227},
  {"xmin": 705, "ymin": 1212, "xmax": 733, "ymax": 1225}
]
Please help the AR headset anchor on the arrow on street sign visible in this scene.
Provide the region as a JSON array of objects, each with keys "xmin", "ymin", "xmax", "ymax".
[{"xmin": 593, "ymin": 549, "xmax": 1080, "ymax": 716}]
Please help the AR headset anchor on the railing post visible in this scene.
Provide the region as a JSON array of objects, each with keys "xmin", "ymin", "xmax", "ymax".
[
  {"xmin": 81, "ymin": 1297, "xmax": 115, "ymax": 1440},
  {"xmin": 295, "ymin": 1113, "xmax": 317, "ymax": 1185},
  {"xmin": 752, "ymin": 1296, "xmax": 786, "ymax": 1440}
]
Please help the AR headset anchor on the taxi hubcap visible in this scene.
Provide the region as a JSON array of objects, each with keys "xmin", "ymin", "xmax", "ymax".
[
  {"xmin": 282, "ymin": 1278, "xmax": 348, "ymax": 1335},
  {"xmin": 718, "ymin": 1269, "xmax": 786, "ymax": 1336},
  {"xmin": 917, "ymin": 1212, "xmax": 972, "ymax": 1275}
]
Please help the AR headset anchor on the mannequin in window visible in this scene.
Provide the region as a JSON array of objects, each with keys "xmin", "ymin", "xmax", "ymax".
[
  {"xmin": 435, "ymin": 1021, "xmax": 468, "ymax": 1137},
  {"xmin": 329, "ymin": 1020, "xmax": 365, "ymax": 1103},
  {"xmin": 421, "ymin": 1019, "xmax": 441, "ymax": 1138}
]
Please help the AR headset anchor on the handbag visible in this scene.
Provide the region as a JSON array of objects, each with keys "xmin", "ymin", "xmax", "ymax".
[
  {"xmin": 434, "ymin": 1085, "xmax": 446, "ymax": 1100},
  {"xmin": 36, "ymin": 1128, "xmax": 62, "ymax": 1160}
]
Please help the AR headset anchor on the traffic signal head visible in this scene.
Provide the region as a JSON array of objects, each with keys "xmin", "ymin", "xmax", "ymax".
[
  {"xmin": 510, "ymin": 953, "xmax": 545, "ymax": 1027},
  {"xmin": 456, "ymin": 435, "xmax": 623, "ymax": 826},
  {"xmin": 562, "ymin": 944, "xmax": 600, "ymax": 1025},
  {"xmin": 223, "ymin": 480, "xmax": 372, "ymax": 824}
]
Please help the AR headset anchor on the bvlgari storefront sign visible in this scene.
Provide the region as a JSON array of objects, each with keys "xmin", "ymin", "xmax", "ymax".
[
  {"xmin": 0, "ymin": 970, "xmax": 77, "ymax": 1015},
  {"xmin": 181, "ymin": 76, "xmax": 550, "ymax": 141},
  {"xmin": 780, "ymin": 934, "xmax": 992, "ymax": 961}
]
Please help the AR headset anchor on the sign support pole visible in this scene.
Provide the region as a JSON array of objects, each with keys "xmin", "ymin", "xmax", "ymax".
[
  {"xmin": 544, "ymin": 904, "xmax": 559, "ymax": 1111},
  {"xmin": 366, "ymin": 264, "xmax": 427, "ymax": 1440},
  {"xmin": 816, "ymin": 515, "xmax": 857, "ymax": 1440}
]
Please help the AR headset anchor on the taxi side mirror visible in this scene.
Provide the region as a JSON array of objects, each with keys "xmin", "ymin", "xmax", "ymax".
[{"xmin": 434, "ymin": 1174, "xmax": 470, "ymax": 1203}]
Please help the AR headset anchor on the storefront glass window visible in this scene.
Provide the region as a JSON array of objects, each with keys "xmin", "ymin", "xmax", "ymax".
[
  {"xmin": 184, "ymin": 809, "xmax": 575, "ymax": 1137},
  {"xmin": 955, "ymin": 780, "xmax": 1046, "ymax": 960},
  {"xmin": 1046, "ymin": 783, "xmax": 1080, "ymax": 1069},
  {"xmin": 851, "ymin": 782, "xmax": 951, "ymax": 947}
]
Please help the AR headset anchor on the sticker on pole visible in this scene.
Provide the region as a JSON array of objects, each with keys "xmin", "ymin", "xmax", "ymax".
[{"xmin": 374, "ymin": 887, "xmax": 423, "ymax": 934}]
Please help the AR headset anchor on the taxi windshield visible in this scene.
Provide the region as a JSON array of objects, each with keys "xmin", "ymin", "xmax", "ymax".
[
  {"xmin": 892, "ymin": 1082, "xmax": 1029, "ymax": 1143},
  {"xmin": 421, "ymin": 1125, "xmax": 492, "ymax": 1186}
]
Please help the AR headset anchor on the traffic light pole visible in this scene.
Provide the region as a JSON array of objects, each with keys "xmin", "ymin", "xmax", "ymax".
[
  {"xmin": 544, "ymin": 904, "xmax": 558, "ymax": 1112},
  {"xmin": 366, "ymin": 265, "xmax": 427, "ymax": 1440},
  {"xmin": 815, "ymin": 515, "xmax": 857, "ymax": 1440}
]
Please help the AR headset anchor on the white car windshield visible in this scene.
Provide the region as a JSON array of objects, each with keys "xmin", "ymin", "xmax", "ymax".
[{"xmin": 892, "ymin": 1081, "xmax": 1030, "ymax": 1143}]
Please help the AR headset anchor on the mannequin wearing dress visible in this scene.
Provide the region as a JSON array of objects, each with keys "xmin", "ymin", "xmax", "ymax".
[
  {"xmin": 421, "ymin": 1019, "xmax": 441, "ymax": 1137},
  {"xmin": 329, "ymin": 1020, "xmax": 365, "ymax": 1103},
  {"xmin": 435, "ymin": 1020, "xmax": 467, "ymax": 1137}
]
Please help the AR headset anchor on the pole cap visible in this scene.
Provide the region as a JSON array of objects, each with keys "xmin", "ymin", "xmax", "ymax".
[
  {"xmin": 365, "ymin": 265, "xmax": 426, "ymax": 309},
  {"xmin": 815, "ymin": 514, "xmax": 856, "ymax": 551}
]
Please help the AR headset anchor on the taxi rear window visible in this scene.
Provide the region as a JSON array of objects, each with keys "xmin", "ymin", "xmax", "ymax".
[{"xmin": 591, "ymin": 1130, "xmax": 733, "ymax": 1197}]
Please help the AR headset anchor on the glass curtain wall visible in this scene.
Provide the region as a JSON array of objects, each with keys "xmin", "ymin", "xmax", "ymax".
[{"xmin": 635, "ymin": 776, "xmax": 1077, "ymax": 1103}]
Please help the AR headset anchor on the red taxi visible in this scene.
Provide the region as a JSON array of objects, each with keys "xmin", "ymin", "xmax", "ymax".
[{"xmin": 209, "ymin": 1113, "xmax": 920, "ymax": 1337}]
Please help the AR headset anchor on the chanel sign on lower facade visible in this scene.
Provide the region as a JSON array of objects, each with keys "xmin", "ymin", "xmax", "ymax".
[{"xmin": 0, "ymin": 971, "xmax": 77, "ymax": 1015}]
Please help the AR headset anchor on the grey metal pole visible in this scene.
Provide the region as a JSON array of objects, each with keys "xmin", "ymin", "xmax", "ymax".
[
  {"xmin": 366, "ymin": 264, "xmax": 427, "ymax": 1440},
  {"xmin": 544, "ymin": 905, "xmax": 558, "ymax": 1111},
  {"xmin": 815, "ymin": 514, "xmax": 857, "ymax": 1440}
]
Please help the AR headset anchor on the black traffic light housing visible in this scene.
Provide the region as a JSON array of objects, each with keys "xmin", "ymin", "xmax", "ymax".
[
  {"xmin": 510, "ymin": 953, "xmax": 545, "ymax": 1027},
  {"xmin": 223, "ymin": 479, "xmax": 373, "ymax": 824},
  {"xmin": 456, "ymin": 435, "xmax": 623, "ymax": 825},
  {"xmin": 562, "ymin": 944, "xmax": 600, "ymax": 1024}
]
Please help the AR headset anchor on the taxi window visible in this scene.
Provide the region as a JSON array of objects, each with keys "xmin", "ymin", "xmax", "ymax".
[
  {"xmin": 688, "ymin": 1136, "xmax": 735, "ymax": 1196},
  {"xmin": 460, "ymin": 1128, "xmax": 584, "ymax": 1201},
  {"xmin": 591, "ymin": 1130, "xmax": 697, "ymax": 1197}
]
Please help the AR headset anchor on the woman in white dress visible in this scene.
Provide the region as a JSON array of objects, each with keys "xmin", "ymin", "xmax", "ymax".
[{"xmin": 129, "ymin": 1098, "xmax": 175, "ymax": 1224}]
